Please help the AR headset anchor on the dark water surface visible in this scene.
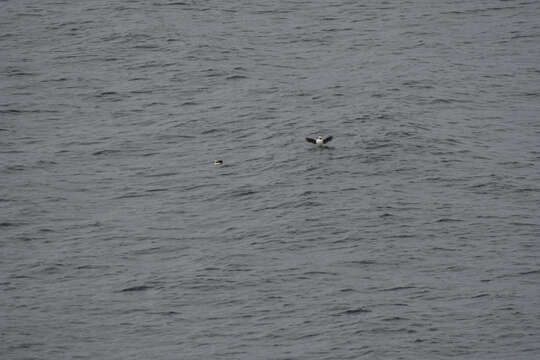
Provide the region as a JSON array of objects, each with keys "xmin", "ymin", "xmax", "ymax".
[{"xmin": 2, "ymin": 1, "xmax": 540, "ymax": 359}]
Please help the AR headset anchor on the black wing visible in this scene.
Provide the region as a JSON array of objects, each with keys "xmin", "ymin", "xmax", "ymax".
[
  {"xmin": 323, "ymin": 136, "xmax": 333, "ymax": 144},
  {"xmin": 305, "ymin": 137, "xmax": 316, "ymax": 144}
]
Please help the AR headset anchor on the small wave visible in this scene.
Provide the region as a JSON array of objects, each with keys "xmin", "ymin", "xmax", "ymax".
[
  {"xmin": 342, "ymin": 307, "xmax": 371, "ymax": 315},
  {"xmin": 294, "ymin": 200, "xmax": 324, "ymax": 208},
  {"xmin": 402, "ymin": 80, "xmax": 434, "ymax": 89},
  {"xmin": 509, "ymin": 221, "xmax": 538, "ymax": 226},
  {"xmin": 129, "ymin": 89, "xmax": 153, "ymax": 94},
  {"xmin": 431, "ymin": 247, "xmax": 457, "ymax": 252},
  {"xmin": 302, "ymin": 271, "xmax": 338, "ymax": 276},
  {"xmin": 0, "ymin": 109, "xmax": 58, "ymax": 114},
  {"xmin": 442, "ymin": 6, "xmax": 516, "ymax": 15},
  {"xmin": 76, "ymin": 264, "xmax": 108, "ymax": 270},
  {"xmin": 429, "ymin": 98, "xmax": 469, "ymax": 104},
  {"xmin": 231, "ymin": 189, "xmax": 258, "ymax": 198},
  {"xmin": 201, "ymin": 128, "xmax": 227, "ymax": 135},
  {"xmin": 0, "ymin": 221, "xmax": 20, "ymax": 227},
  {"xmin": 382, "ymin": 316, "xmax": 409, "ymax": 322},
  {"xmin": 39, "ymin": 77, "xmax": 69, "ymax": 83},
  {"xmin": 35, "ymin": 160, "xmax": 57, "ymax": 167},
  {"xmin": 519, "ymin": 269, "xmax": 540, "ymax": 276},
  {"xmin": 114, "ymin": 192, "xmax": 150, "ymax": 200},
  {"xmin": 471, "ymin": 293, "xmax": 489, "ymax": 299},
  {"xmin": 496, "ymin": 269, "xmax": 540, "ymax": 280},
  {"xmin": 92, "ymin": 149, "xmax": 120, "ymax": 156},
  {"xmin": 153, "ymin": 1, "xmax": 189, "ymax": 6},
  {"xmin": 380, "ymin": 286, "xmax": 416, "ymax": 292},
  {"xmin": 97, "ymin": 91, "xmax": 118, "ymax": 96},
  {"xmin": 146, "ymin": 188, "xmax": 170, "ymax": 193},
  {"xmin": 4, "ymin": 165, "xmax": 26, "ymax": 171},
  {"xmin": 342, "ymin": 260, "xmax": 377, "ymax": 267},
  {"xmin": 226, "ymin": 74, "xmax": 248, "ymax": 81},
  {"xmin": 132, "ymin": 44, "xmax": 160, "ymax": 49},
  {"xmin": 182, "ymin": 183, "xmax": 218, "ymax": 192},
  {"xmin": 120, "ymin": 285, "xmax": 152, "ymax": 292},
  {"xmin": 435, "ymin": 218, "xmax": 463, "ymax": 223},
  {"xmin": 5, "ymin": 69, "xmax": 36, "ymax": 77}
]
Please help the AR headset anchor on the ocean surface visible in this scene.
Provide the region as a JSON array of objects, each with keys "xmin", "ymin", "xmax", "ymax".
[{"xmin": 1, "ymin": 0, "xmax": 540, "ymax": 359}]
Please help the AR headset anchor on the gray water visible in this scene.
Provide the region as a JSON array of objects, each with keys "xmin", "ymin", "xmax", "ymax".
[{"xmin": 2, "ymin": 0, "xmax": 540, "ymax": 359}]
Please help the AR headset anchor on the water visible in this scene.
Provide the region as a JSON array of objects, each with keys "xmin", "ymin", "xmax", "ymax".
[{"xmin": 2, "ymin": 1, "xmax": 540, "ymax": 359}]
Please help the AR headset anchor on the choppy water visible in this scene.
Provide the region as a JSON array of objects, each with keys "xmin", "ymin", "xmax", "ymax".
[{"xmin": 2, "ymin": 1, "xmax": 540, "ymax": 359}]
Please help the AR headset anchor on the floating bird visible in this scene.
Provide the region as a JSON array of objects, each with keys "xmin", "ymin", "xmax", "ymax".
[
  {"xmin": 214, "ymin": 160, "xmax": 223, "ymax": 165},
  {"xmin": 306, "ymin": 135, "xmax": 333, "ymax": 146}
]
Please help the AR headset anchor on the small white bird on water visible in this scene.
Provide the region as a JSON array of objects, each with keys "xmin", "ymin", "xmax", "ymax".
[{"xmin": 306, "ymin": 135, "xmax": 333, "ymax": 146}]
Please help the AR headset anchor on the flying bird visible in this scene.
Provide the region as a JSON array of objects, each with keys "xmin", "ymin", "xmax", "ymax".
[{"xmin": 306, "ymin": 135, "xmax": 333, "ymax": 146}]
